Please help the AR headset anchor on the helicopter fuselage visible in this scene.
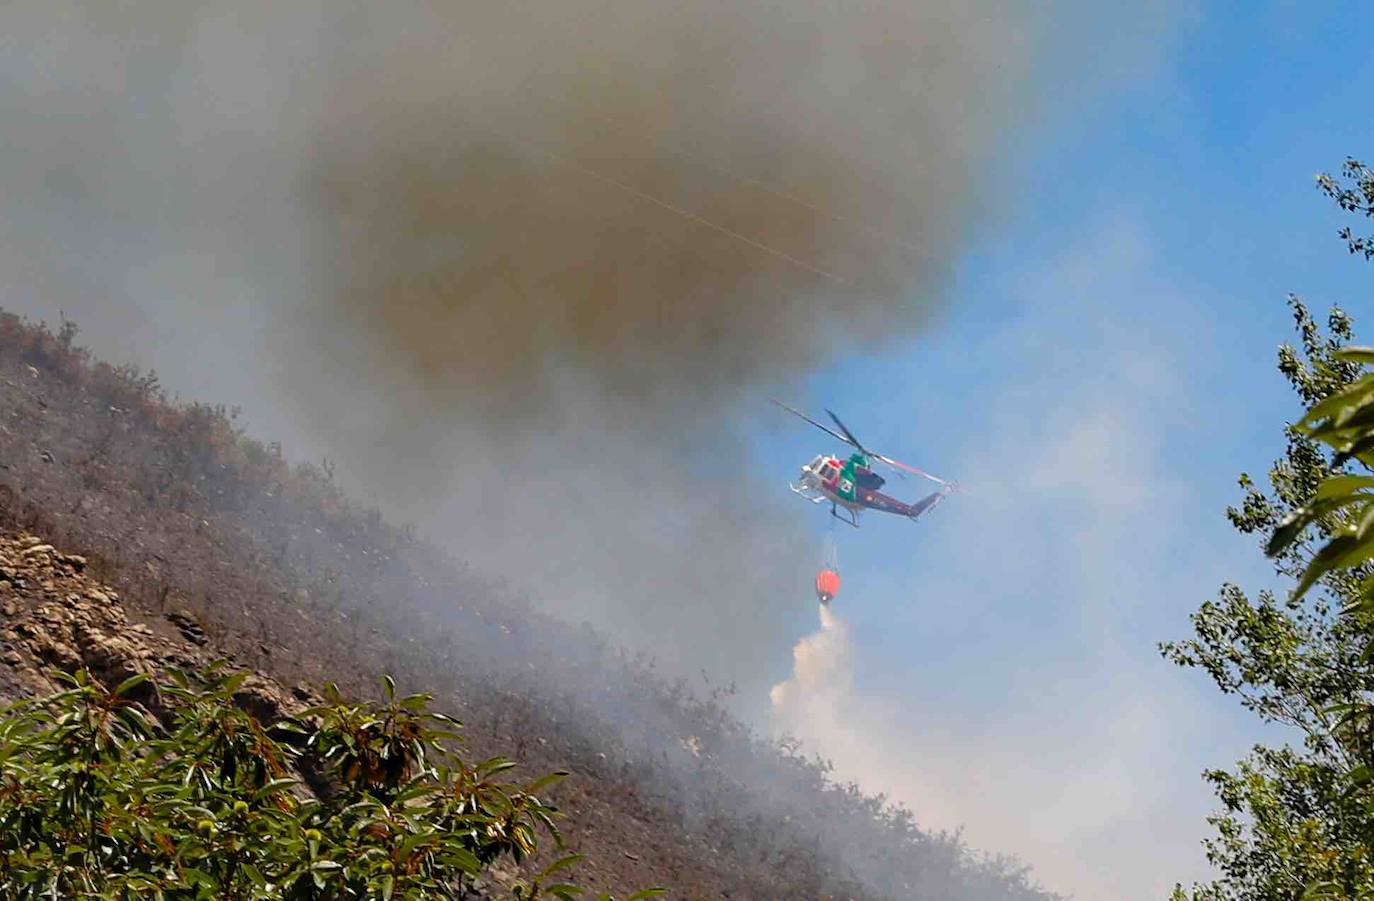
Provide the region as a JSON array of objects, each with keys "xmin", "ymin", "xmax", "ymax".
[{"xmin": 789, "ymin": 452, "xmax": 933, "ymax": 524}]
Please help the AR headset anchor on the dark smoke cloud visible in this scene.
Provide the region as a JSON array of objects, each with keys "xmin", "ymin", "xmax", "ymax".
[
  {"xmin": 0, "ymin": 0, "xmax": 1051, "ymax": 694},
  {"xmin": 261, "ymin": 0, "xmax": 1037, "ymax": 693},
  {"xmin": 289, "ymin": 0, "xmax": 1024, "ymax": 428}
]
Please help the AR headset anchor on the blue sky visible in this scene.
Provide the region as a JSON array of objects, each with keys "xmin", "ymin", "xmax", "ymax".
[{"xmin": 762, "ymin": 4, "xmax": 1374, "ymax": 898}]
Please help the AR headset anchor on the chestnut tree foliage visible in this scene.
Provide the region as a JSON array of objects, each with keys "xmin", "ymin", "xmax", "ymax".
[
  {"xmin": 0, "ymin": 666, "xmax": 662, "ymax": 901},
  {"xmin": 1164, "ymin": 160, "xmax": 1374, "ymax": 899}
]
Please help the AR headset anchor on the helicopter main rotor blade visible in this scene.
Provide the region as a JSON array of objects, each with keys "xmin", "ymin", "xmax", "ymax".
[
  {"xmin": 825, "ymin": 409, "xmax": 871, "ymax": 456},
  {"xmin": 770, "ymin": 399, "xmax": 857, "ymax": 448},
  {"xmin": 774, "ymin": 399, "xmax": 961, "ymax": 488},
  {"xmin": 826, "ymin": 408, "xmax": 952, "ymax": 485},
  {"xmin": 826, "ymin": 409, "xmax": 918, "ymax": 481},
  {"xmin": 871, "ymin": 452, "xmax": 952, "ymax": 486}
]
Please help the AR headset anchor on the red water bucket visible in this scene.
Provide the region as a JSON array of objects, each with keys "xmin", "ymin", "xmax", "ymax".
[{"xmin": 814, "ymin": 568, "xmax": 841, "ymax": 604}]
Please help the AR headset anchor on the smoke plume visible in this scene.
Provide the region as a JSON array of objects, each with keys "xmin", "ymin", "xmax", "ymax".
[
  {"xmin": 287, "ymin": 0, "xmax": 1028, "ymax": 429},
  {"xmin": 770, "ymin": 603, "xmax": 853, "ymax": 725},
  {"xmin": 273, "ymin": 0, "xmax": 1041, "ymax": 692},
  {"xmin": 0, "ymin": 0, "xmax": 1045, "ymax": 691}
]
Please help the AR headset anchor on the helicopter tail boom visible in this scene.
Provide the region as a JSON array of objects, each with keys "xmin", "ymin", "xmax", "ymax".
[{"xmin": 905, "ymin": 485, "xmax": 952, "ymax": 521}]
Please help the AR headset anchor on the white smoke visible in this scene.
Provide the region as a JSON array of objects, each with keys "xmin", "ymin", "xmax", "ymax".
[{"xmin": 770, "ymin": 603, "xmax": 854, "ymax": 730}]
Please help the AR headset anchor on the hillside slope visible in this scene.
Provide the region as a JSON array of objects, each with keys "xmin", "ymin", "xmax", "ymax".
[{"xmin": 0, "ymin": 313, "xmax": 1059, "ymax": 901}]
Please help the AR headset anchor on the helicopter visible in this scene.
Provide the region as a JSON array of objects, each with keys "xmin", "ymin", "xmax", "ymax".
[{"xmin": 771, "ymin": 399, "xmax": 957, "ymax": 528}]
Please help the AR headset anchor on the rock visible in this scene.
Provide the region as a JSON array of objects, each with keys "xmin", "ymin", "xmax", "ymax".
[
  {"xmin": 233, "ymin": 675, "xmax": 296, "ymax": 726},
  {"xmin": 76, "ymin": 620, "xmax": 144, "ymax": 658},
  {"xmin": 0, "ymin": 529, "xmax": 311, "ymax": 741},
  {"xmin": 33, "ymin": 636, "xmax": 81, "ymax": 670},
  {"xmin": 166, "ymin": 611, "xmax": 206, "ymax": 645}
]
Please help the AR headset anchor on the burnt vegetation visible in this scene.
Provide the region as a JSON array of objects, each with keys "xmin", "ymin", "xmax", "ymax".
[{"xmin": 0, "ymin": 312, "xmax": 1056, "ymax": 900}]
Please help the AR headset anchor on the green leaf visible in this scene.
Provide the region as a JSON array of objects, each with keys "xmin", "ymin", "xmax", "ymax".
[
  {"xmin": 113, "ymin": 673, "xmax": 151, "ymax": 697},
  {"xmin": 1299, "ymin": 374, "xmax": 1374, "ymax": 428},
  {"xmin": 178, "ymin": 867, "xmax": 215, "ymax": 889},
  {"xmin": 1264, "ymin": 494, "xmax": 1374, "ymax": 558},
  {"xmin": 395, "ymin": 831, "xmax": 436, "ymax": 862},
  {"xmin": 540, "ymin": 853, "xmax": 584, "ymax": 878},
  {"xmin": 1316, "ymin": 474, "xmax": 1374, "ymax": 500},
  {"xmin": 477, "ymin": 757, "xmax": 520, "ymax": 777},
  {"xmin": 398, "ymin": 694, "xmax": 431, "ymax": 712},
  {"xmin": 1337, "ymin": 433, "xmax": 1374, "ymax": 467},
  {"xmin": 1267, "ymin": 509, "xmax": 1314, "ymax": 557},
  {"xmin": 440, "ymin": 844, "xmax": 483, "ymax": 875},
  {"xmin": 1334, "ymin": 345, "xmax": 1374, "ymax": 364},
  {"xmin": 1292, "ymin": 533, "xmax": 1374, "ymax": 600},
  {"xmin": 252, "ymin": 778, "xmax": 298, "ymax": 800},
  {"xmin": 524, "ymin": 772, "xmax": 570, "ymax": 795},
  {"xmin": 241, "ymin": 863, "xmax": 266, "ymax": 887}
]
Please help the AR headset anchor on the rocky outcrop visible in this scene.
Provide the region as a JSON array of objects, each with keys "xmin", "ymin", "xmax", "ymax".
[{"xmin": 0, "ymin": 531, "xmax": 310, "ymax": 722}]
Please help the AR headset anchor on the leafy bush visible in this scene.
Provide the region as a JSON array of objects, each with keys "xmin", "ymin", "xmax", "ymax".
[
  {"xmin": 0, "ymin": 665, "xmax": 661, "ymax": 900},
  {"xmin": 1165, "ymin": 160, "xmax": 1374, "ymax": 900}
]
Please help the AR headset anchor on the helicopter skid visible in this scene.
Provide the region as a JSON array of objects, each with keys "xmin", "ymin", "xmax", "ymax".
[
  {"xmin": 790, "ymin": 482, "xmax": 861, "ymax": 527},
  {"xmin": 831, "ymin": 507, "xmax": 859, "ymax": 528},
  {"xmin": 788, "ymin": 482, "xmax": 829, "ymax": 504}
]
